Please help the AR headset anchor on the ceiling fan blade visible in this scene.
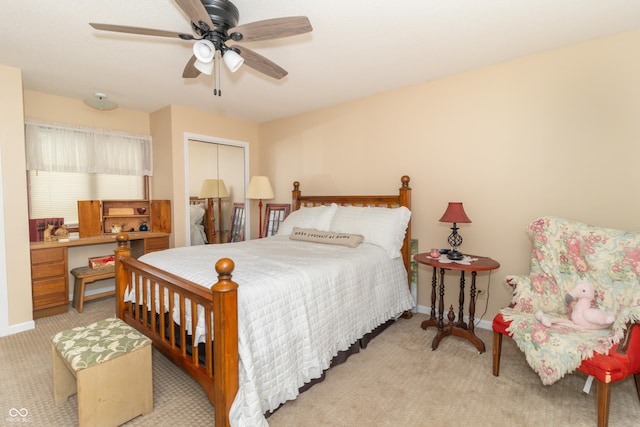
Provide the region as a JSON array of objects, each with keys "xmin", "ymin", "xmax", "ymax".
[
  {"xmin": 231, "ymin": 45, "xmax": 288, "ymax": 80},
  {"xmin": 174, "ymin": 0, "xmax": 216, "ymax": 32},
  {"xmin": 182, "ymin": 55, "xmax": 201, "ymax": 78},
  {"xmin": 229, "ymin": 16, "xmax": 312, "ymax": 42},
  {"xmin": 90, "ymin": 23, "xmax": 194, "ymax": 40}
]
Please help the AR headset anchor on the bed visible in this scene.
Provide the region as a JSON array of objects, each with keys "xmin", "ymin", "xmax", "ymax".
[{"xmin": 114, "ymin": 176, "xmax": 413, "ymax": 427}]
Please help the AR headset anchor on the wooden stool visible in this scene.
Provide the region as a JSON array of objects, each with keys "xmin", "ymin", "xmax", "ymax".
[
  {"xmin": 71, "ymin": 266, "xmax": 116, "ymax": 313},
  {"xmin": 52, "ymin": 318, "xmax": 153, "ymax": 427}
]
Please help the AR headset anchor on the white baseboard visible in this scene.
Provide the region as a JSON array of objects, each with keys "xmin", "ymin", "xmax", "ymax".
[
  {"xmin": 0, "ymin": 283, "xmax": 118, "ymax": 337},
  {"xmin": 7, "ymin": 320, "xmax": 35, "ymax": 336},
  {"xmin": 415, "ymin": 304, "xmax": 492, "ymax": 331},
  {"xmin": 2, "ymin": 285, "xmax": 116, "ymax": 337}
]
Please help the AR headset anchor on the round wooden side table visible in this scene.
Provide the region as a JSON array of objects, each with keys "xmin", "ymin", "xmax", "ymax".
[{"xmin": 414, "ymin": 253, "xmax": 500, "ymax": 353}]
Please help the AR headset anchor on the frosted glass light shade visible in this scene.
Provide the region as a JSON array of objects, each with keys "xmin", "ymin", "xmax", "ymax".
[
  {"xmin": 223, "ymin": 49, "xmax": 244, "ymax": 73},
  {"xmin": 83, "ymin": 92, "xmax": 118, "ymax": 110},
  {"xmin": 193, "ymin": 40, "xmax": 215, "ymax": 63},
  {"xmin": 194, "ymin": 59, "xmax": 214, "ymax": 75}
]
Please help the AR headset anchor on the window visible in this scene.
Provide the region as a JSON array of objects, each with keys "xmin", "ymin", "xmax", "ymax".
[
  {"xmin": 25, "ymin": 120, "xmax": 153, "ymax": 226},
  {"xmin": 28, "ymin": 171, "xmax": 145, "ymax": 224}
]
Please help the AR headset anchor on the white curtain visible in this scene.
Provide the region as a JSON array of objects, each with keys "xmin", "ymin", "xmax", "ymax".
[{"xmin": 25, "ymin": 120, "xmax": 153, "ymax": 176}]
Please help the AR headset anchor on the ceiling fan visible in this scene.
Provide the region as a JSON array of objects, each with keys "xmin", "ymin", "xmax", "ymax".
[{"xmin": 90, "ymin": 0, "xmax": 312, "ymax": 92}]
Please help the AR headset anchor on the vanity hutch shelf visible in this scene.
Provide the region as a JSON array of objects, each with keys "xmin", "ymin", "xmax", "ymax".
[{"xmin": 78, "ymin": 199, "xmax": 171, "ymax": 237}]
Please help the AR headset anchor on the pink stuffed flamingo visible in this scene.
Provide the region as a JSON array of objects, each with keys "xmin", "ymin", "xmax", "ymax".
[{"xmin": 535, "ymin": 281, "xmax": 615, "ymax": 330}]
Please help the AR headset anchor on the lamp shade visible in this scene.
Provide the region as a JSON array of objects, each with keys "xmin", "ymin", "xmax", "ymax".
[
  {"xmin": 194, "ymin": 59, "xmax": 214, "ymax": 75},
  {"xmin": 193, "ymin": 40, "xmax": 215, "ymax": 63},
  {"xmin": 439, "ymin": 202, "xmax": 472, "ymax": 223},
  {"xmin": 199, "ymin": 179, "xmax": 229, "ymax": 198},
  {"xmin": 223, "ymin": 49, "xmax": 244, "ymax": 73},
  {"xmin": 246, "ymin": 176, "xmax": 274, "ymax": 200}
]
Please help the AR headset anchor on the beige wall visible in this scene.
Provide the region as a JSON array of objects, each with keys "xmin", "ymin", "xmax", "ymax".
[
  {"xmin": 0, "ymin": 65, "xmax": 31, "ymax": 326},
  {"xmin": 23, "ymin": 91, "xmax": 150, "ymax": 133},
  {"xmin": 258, "ymin": 29, "xmax": 640, "ymax": 321}
]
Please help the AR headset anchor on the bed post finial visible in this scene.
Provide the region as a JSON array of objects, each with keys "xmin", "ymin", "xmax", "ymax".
[
  {"xmin": 212, "ymin": 258, "xmax": 239, "ymax": 427},
  {"xmin": 115, "ymin": 232, "xmax": 129, "ymax": 246},
  {"xmin": 292, "ymin": 181, "xmax": 302, "ymax": 211},
  {"xmin": 215, "ymin": 258, "xmax": 235, "ymax": 280},
  {"xmin": 401, "ymin": 175, "xmax": 410, "ymax": 188}
]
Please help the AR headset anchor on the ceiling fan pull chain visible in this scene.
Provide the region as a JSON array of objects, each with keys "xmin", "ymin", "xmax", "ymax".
[
  {"xmin": 213, "ymin": 62, "xmax": 218, "ymax": 96},
  {"xmin": 217, "ymin": 50, "xmax": 222, "ymax": 96},
  {"xmin": 212, "ymin": 49, "xmax": 222, "ymax": 96}
]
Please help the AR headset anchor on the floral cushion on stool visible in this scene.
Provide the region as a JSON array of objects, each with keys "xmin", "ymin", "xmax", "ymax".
[
  {"xmin": 52, "ymin": 318, "xmax": 151, "ymax": 371},
  {"xmin": 501, "ymin": 216, "xmax": 640, "ymax": 385}
]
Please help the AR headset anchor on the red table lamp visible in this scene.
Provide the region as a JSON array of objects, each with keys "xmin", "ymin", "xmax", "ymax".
[{"xmin": 439, "ymin": 202, "xmax": 472, "ymax": 260}]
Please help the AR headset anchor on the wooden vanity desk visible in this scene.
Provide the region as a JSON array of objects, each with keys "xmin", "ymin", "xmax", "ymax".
[{"xmin": 30, "ymin": 232, "xmax": 170, "ymax": 319}]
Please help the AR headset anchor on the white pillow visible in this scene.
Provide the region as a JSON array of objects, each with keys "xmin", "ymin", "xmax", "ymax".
[
  {"xmin": 190, "ymin": 204, "xmax": 205, "ymax": 226},
  {"xmin": 329, "ymin": 206, "xmax": 411, "ymax": 258},
  {"xmin": 277, "ymin": 203, "xmax": 338, "ymax": 236}
]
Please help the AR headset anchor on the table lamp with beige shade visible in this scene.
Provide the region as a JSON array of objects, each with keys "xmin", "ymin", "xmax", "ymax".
[{"xmin": 246, "ymin": 176, "xmax": 274, "ymax": 238}]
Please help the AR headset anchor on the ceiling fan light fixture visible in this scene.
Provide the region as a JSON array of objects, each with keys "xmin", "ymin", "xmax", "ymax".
[
  {"xmin": 193, "ymin": 39, "xmax": 215, "ymax": 63},
  {"xmin": 223, "ymin": 49, "xmax": 244, "ymax": 73},
  {"xmin": 89, "ymin": 6, "xmax": 313, "ymax": 82},
  {"xmin": 83, "ymin": 92, "xmax": 118, "ymax": 111}
]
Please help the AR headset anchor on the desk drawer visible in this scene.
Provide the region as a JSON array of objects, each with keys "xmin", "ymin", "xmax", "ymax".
[
  {"xmin": 32, "ymin": 277, "xmax": 67, "ymax": 310},
  {"xmin": 30, "ymin": 246, "xmax": 68, "ymax": 317},
  {"xmin": 31, "ymin": 262, "xmax": 66, "ymax": 280},
  {"xmin": 31, "ymin": 247, "xmax": 65, "ymax": 264}
]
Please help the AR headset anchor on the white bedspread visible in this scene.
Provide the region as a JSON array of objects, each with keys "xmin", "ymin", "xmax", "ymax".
[{"xmin": 137, "ymin": 235, "xmax": 415, "ymax": 426}]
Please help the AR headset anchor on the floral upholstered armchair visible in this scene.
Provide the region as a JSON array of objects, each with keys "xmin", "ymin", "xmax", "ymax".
[{"xmin": 492, "ymin": 216, "xmax": 640, "ymax": 427}]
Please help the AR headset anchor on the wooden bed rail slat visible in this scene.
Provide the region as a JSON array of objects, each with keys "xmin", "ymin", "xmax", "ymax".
[
  {"xmin": 205, "ymin": 306, "xmax": 214, "ymax": 376},
  {"xmin": 169, "ymin": 288, "xmax": 176, "ymax": 349},
  {"xmin": 180, "ymin": 296, "xmax": 187, "ymax": 357},
  {"xmin": 191, "ymin": 300, "xmax": 199, "ymax": 365}
]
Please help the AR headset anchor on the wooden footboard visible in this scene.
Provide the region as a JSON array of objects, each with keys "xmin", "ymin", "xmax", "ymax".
[{"xmin": 114, "ymin": 234, "xmax": 238, "ymax": 427}]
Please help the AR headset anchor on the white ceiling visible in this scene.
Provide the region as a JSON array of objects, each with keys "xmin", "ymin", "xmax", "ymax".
[{"xmin": 3, "ymin": 1, "xmax": 640, "ymax": 124}]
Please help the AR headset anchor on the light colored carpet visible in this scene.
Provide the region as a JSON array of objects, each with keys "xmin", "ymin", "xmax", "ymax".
[{"xmin": 1, "ymin": 297, "xmax": 639, "ymax": 426}]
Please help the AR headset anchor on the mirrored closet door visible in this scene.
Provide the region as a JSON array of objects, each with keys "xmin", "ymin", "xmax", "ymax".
[{"xmin": 187, "ymin": 137, "xmax": 247, "ymax": 245}]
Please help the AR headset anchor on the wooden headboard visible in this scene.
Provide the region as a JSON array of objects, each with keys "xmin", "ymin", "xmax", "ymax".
[{"xmin": 291, "ymin": 175, "xmax": 412, "ymax": 284}]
